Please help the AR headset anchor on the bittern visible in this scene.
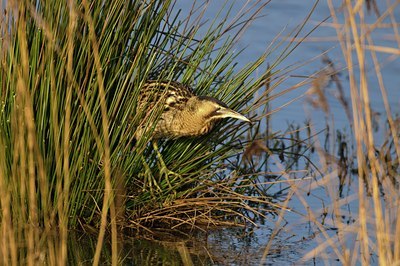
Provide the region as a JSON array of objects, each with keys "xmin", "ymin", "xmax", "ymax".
[
  {"xmin": 134, "ymin": 80, "xmax": 250, "ymax": 141},
  {"xmin": 134, "ymin": 80, "xmax": 250, "ymax": 188}
]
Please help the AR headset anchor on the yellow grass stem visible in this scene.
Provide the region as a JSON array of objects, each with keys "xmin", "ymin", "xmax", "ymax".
[{"xmin": 81, "ymin": 0, "xmax": 118, "ymax": 265}]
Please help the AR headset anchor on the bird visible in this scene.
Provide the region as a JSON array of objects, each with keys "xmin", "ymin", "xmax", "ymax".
[{"xmin": 134, "ymin": 80, "xmax": 251, "ymax": 141}]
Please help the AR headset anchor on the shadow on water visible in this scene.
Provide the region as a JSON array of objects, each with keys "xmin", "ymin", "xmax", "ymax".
[
  {"xmin": 68, "ymin": 225, "xmax": 312, "ymax": 265},
  {"xmin": 69, "ymin": 229, "xmax": 219, "ymax": 265}
]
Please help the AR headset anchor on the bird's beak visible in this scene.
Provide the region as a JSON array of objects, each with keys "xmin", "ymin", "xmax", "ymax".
[{"xmin": 217, "ymin": 107, "xmax": 251, "ymax": 123}]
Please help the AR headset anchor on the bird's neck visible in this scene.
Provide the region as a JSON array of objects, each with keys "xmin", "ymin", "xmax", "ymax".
[{"xmin": 175, "ymin": 110, "xmax": 216, "ymax": 137}]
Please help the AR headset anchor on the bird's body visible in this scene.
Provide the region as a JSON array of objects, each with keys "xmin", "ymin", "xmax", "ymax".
[{"xmin": 134, "ymin": 80, "xmax": 250, "ymax": 141}]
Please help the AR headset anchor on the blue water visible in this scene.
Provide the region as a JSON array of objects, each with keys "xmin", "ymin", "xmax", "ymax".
[
  {"xmin": 166, "ymin": 1, "xmax": 400, "ymax": 265},
  {"xmin": 174, "ymin": 0, "xmax": 399, "ymax": 134}
]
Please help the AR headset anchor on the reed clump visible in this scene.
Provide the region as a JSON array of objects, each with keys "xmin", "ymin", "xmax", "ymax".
[{"xmin": 0, "ymin": 0, "xmax": 300, "ymax": 264}]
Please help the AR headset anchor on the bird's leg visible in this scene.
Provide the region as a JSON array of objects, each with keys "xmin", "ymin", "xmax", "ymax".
[
  {"xmin": 152, "ymin": 141, "xmax": 180, "ymax": 190},
  {"xmin": 141, "ymin": 157, "xmax": 162, "ymax": 193}
]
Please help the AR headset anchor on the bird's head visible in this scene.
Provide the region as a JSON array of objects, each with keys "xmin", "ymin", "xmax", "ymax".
[
  {"xmin": 187, "ymin": 96, "xmax": 250, "ymax": 124},
  {"xmin": 135, "ymin": 80, "xmax": 251, "ymax": 140}
]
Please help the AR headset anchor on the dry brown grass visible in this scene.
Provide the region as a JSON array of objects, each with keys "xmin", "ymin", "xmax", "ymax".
[{"xmin": 272, "ymin": 1, "xmax": 400, "ymax": 264}]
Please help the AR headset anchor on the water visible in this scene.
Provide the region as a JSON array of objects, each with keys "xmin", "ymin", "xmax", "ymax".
[{"xmin": 83, "ymin": 1, "xmax": 399, "ymax": 265}]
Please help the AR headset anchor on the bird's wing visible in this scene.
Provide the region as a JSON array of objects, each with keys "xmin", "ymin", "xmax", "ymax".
[{"xmin": 139, "ymin": 80, "xmax": 194, "ymax": 112}]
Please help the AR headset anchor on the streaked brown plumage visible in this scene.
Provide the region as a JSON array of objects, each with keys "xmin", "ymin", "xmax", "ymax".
[{"xmin": 134, "ymin": 80, "xmax": 250, "ymax": 141}]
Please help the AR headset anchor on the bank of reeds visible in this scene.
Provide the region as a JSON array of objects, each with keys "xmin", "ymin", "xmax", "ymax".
[{"xmin": 0, "ymin": 0, "xmax": 306, "ymax": 264}]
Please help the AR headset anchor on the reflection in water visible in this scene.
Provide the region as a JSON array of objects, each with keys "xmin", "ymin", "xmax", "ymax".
[
  {"xmin": 69, "ymin": 230, "xmax": 212, "ymax": 265},
  {"xmin": 68, "ymin": 225, "xmax": 312, "ymax": 265}
]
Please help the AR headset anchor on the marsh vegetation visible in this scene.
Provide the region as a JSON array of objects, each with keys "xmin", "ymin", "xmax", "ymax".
[{"xmin": 0, "ymin": 0, "xmax": 399, "ymax": 265}]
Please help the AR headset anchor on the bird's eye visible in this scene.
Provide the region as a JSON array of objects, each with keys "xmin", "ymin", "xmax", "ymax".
[{"xmin": 212, "ymin": 107, "xmax": 222, "ymax": 115}]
